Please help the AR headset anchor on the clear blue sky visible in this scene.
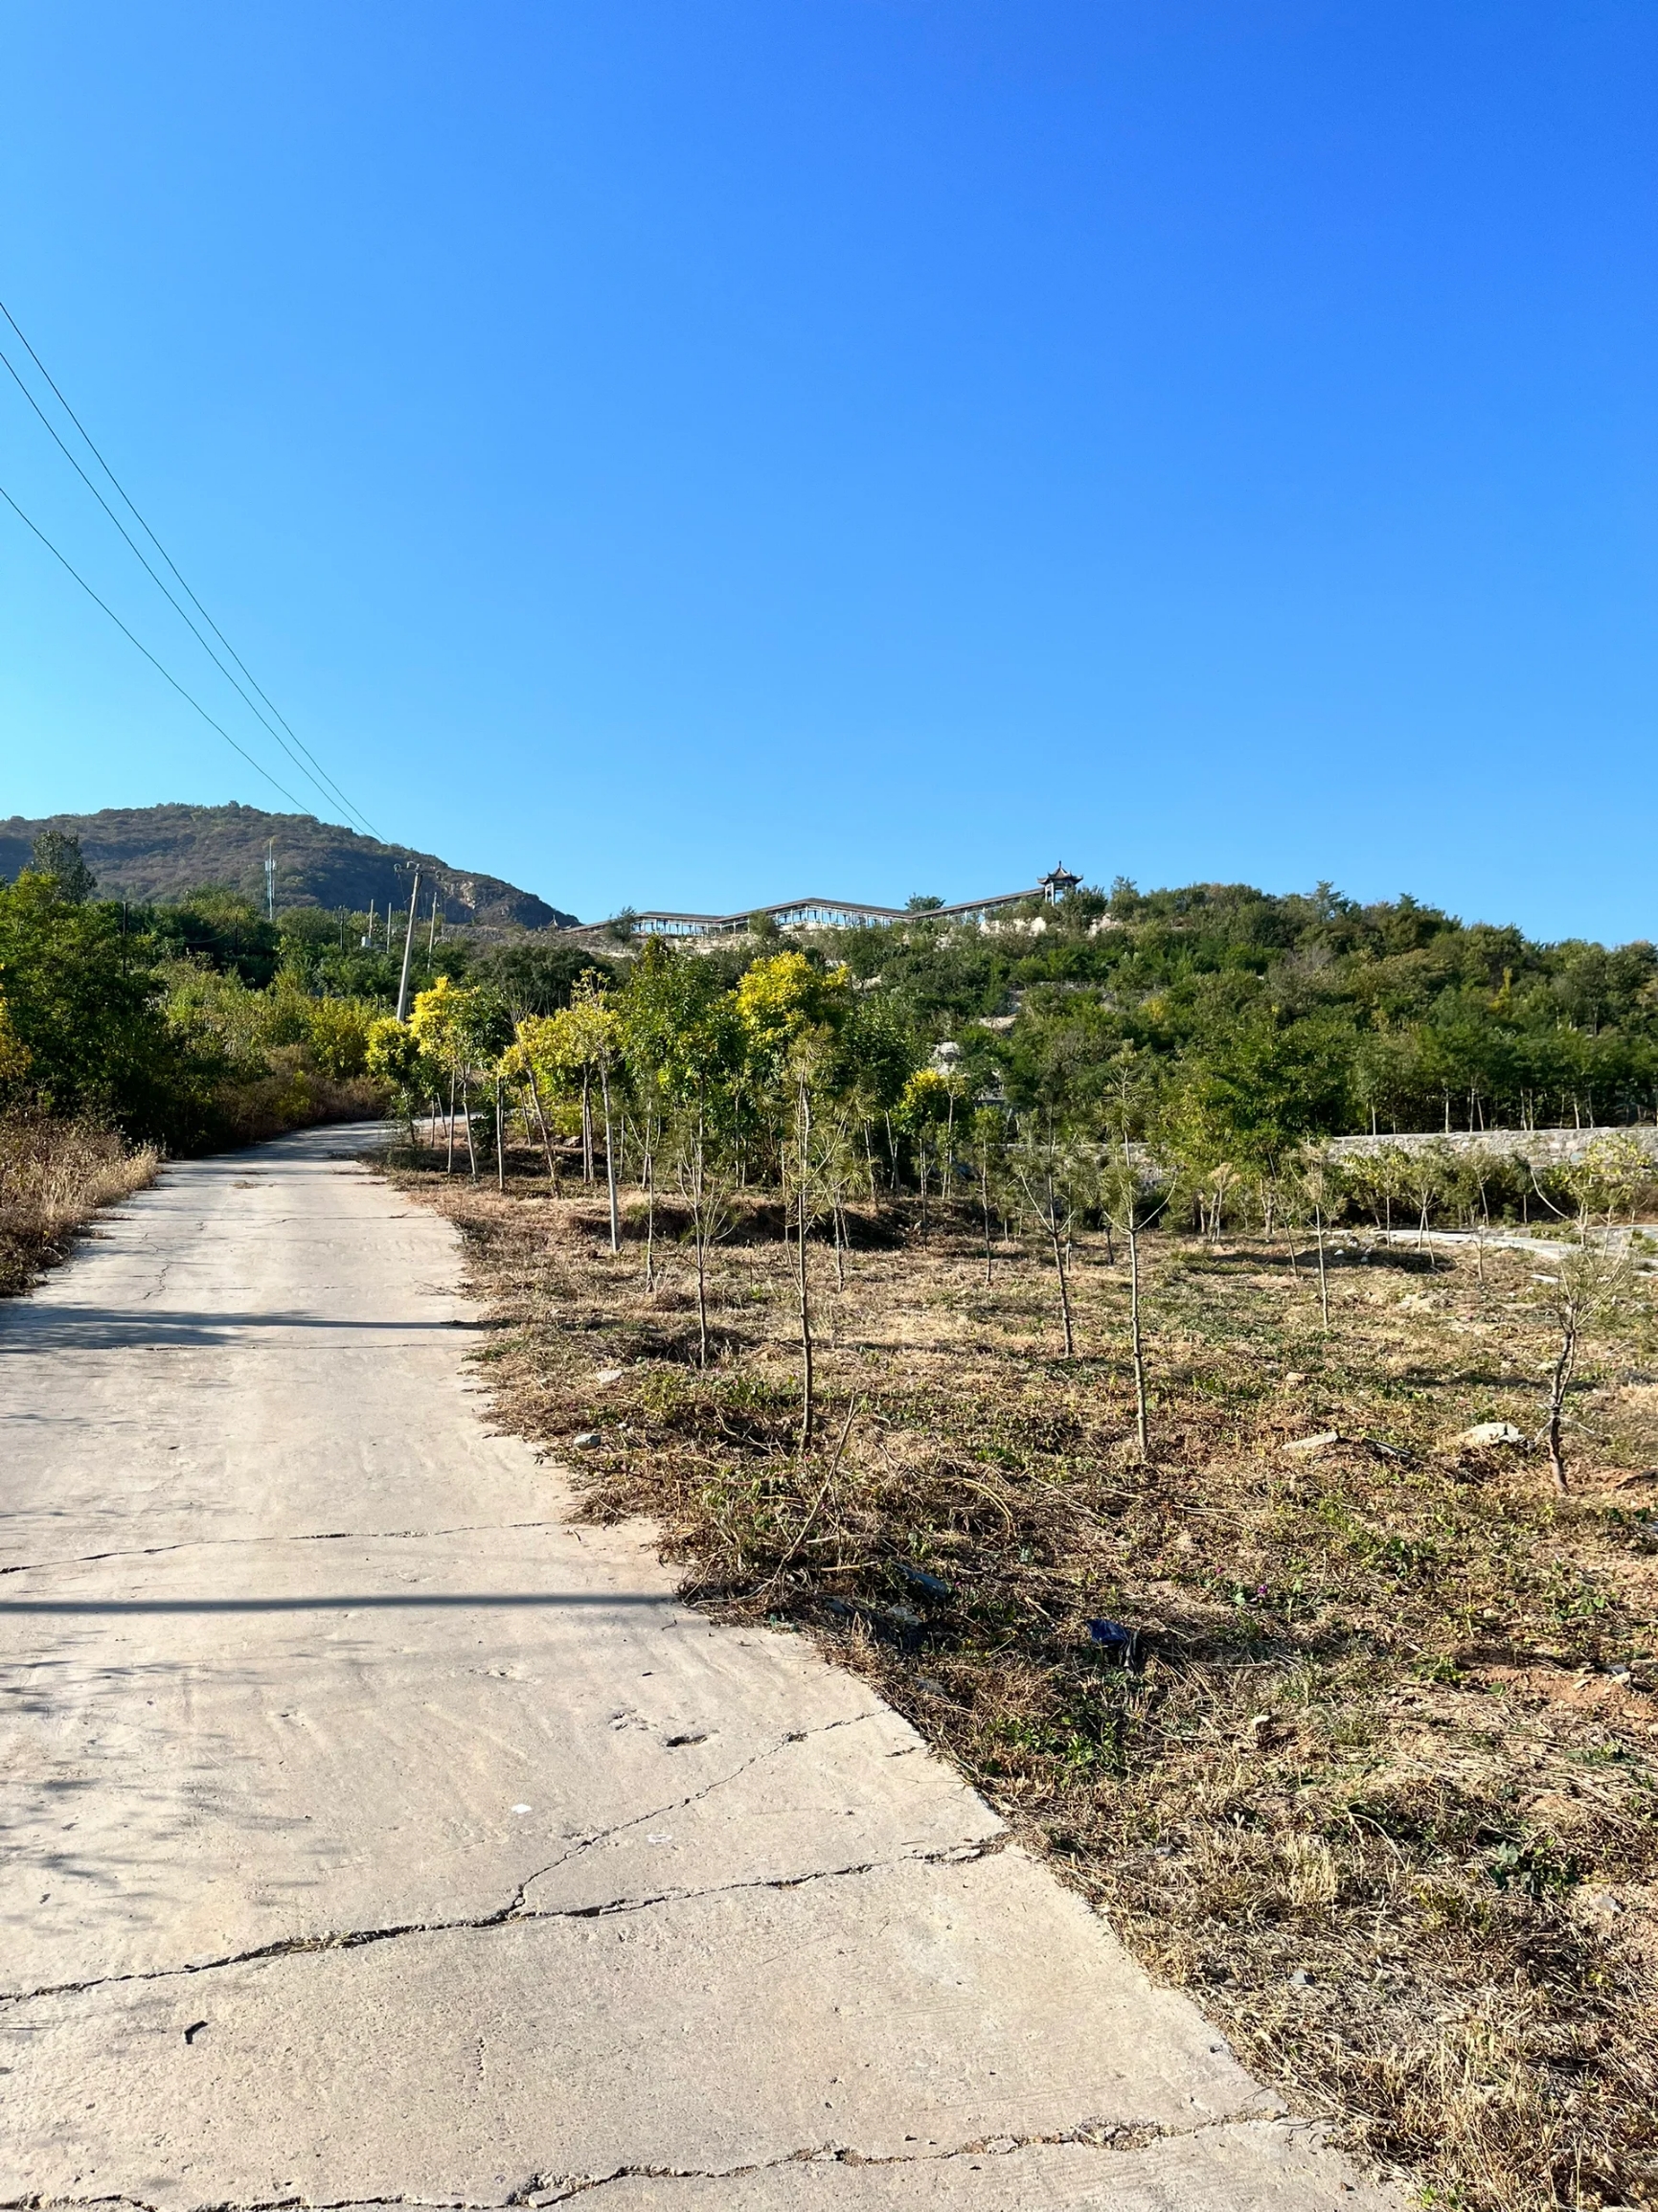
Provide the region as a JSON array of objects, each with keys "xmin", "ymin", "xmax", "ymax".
[{"xmin": 1, "ymin": 2, "xmax": 1653, "ymax": 940}]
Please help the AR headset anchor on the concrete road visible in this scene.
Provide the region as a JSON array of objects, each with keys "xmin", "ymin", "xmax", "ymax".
[{"xmin": 0, "ymin": 1129, "xmax": 1394, "ymax": 2208}]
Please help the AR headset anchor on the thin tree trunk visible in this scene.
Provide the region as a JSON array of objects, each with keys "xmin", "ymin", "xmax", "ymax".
[
  {"xmin": 446, "ymin": 1073, "xmax": 457, "ymax": 1174},
  {"xmin": 644, "ymin": 1112, "xmax": 656, "ymax": 1291},
  {"xmin": 797, "ymin": 1077, "xmax": 814, "ymax": 1448},
  {"xmin": 1547, "ymin": 1323, "xmax": 1577, "ymax": 1493},
  {"xmin": 526, "ymin": 1075, "xmax": 556, "ymax": 1185},
  {"xmin": 693, "ymin": 1114, "xmax": 710, "ymax": 1369},
  {"xmin": 462, "ymin": 1080, "xmax": 477, "ymax": 1180},
  {"xmin": 1315, "ymin": 1203, "xmax": 1329, "ymax": 1332},
  {"xmin": 1128, "ymin": 1218, "xmax": 1148, "ymax": 1458},
  {"xmin": 495, "ymin": 1077, "xmax": 505, "ymax": 1193},
  {"xmin": 981, "ymin": 1149, "xmax": 993, "ymax": 1285},
  {"xmin": 1046, "ymin": 1203, "xmax": 1075, "ymax": 1357},
  {"xmin": 601, "ymin": 1068, "xmax": 620, "ymax": 1253}
]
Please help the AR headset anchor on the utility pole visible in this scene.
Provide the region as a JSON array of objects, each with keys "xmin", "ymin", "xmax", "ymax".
[
  {"xmin": 427, "ymin": 889, "xmax": 440, "ymax": 959},
  {"xmin": 395, "ymin": 869, "xmax": 421, "ymax": 1021},
  {"xmin": 264, "ymin": 838, "xmax": 276, "ymax": 921}
]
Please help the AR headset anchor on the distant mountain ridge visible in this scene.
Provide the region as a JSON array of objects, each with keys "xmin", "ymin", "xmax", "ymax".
[{"xmin": 0, "ymin": 804, "xmax": 578, "ymax": 931}]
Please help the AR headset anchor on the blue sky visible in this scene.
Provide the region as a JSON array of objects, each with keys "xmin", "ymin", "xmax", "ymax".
[{"xmin": 1, "ymin": 2, "xmax": 1653, "ymax": 939}]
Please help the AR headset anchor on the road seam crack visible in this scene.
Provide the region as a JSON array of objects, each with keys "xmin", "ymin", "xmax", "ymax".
[
  {"xmin": 0, "ymin": 2115, "xmax": 1322, "ymax": 2212},
  {"xmin": 0, "ymin": 1834, "xmax": 1005, "ymax": 2011}
]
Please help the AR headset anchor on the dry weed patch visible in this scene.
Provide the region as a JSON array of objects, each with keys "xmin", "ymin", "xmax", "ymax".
[
  {"xmin": 393, "ymin": 1152, "xmax": 1658, "ymax": 2212},
  {"xmin": 0, "ymin": 1116, "xmax": 158, "ymax": 1294}
]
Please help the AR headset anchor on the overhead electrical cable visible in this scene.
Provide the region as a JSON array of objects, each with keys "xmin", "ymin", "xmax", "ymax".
[
  {"xmin": 0, "ymin": 295, "xmax": 381, "ymax": 838},
  {"xmin": 0, "ymin": 477, "xmax": 314, "ymax": 814},
  {"xmin": 0, "ymin": 342, "xmax": 375, "ymax": 836}
]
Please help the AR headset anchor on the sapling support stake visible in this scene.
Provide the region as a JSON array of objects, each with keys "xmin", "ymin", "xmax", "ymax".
[
  {"xmin": 601, "ymin": 1065, "xmax": 620, "ymax": 1254},
  {"xmin": 981, "ymin": 1143, "xmax": 993, "ymax": 1285},
  {"xmin": 796, "ymin": 1074, "xmax": 815, "ymax": 1448},
  {"xmin": 643, "ymin": 1107, "xmax": 657, "ymax": 1291},
  {"xmin": 1128, "ymin": 1213, "xmax": 1148, "ymax": 1459},
  {"xmin": 1315, "ymin": 1202, "xmax": 1329, "ymax": 1332}
]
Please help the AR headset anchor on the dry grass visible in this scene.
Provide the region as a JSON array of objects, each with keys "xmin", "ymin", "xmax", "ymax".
[
  {"xmin": 0, "ymin": 1114, "xmax": 159, "ymax": 1294},
  {"xmin": 393, "ymin": 1147, "xmax": 1658, "ymax": 2212}
]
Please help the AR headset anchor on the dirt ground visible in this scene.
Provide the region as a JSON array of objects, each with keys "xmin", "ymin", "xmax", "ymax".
[{"xmin": 391, "ymin": 1147, "xmax": 1658, "ymax": 2212}]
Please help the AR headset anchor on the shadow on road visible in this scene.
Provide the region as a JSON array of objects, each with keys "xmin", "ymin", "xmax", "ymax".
[
  {"xmin": 0, "ymin": 1591, "xmax": 672, "ymax": 1614},
  {"xmin": 0, "ymin": 1307, "xmax": 473, "ymax": 1351}
]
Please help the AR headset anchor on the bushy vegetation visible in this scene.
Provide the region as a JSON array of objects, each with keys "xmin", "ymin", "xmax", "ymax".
[
  {"xmin": 826, "ymin": 878, "xmax": 1658, "ymax": 1138},
  {"xmin": 0, "ymin": 827, "xmax": 631, "ymax": 1282}
]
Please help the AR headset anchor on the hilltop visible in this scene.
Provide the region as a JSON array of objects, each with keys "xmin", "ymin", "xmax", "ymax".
[{"xmin": 0, "ymin": 804, "xmax": 578, "ymax": 930}]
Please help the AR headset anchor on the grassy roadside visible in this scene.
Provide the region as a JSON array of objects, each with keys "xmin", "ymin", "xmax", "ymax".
[
  {"xmin": 390, "ymin": 1149, "xmax": 1658, "ymax": 2212},
  {"xmin": 0, "ymin": 1117, "xmax": 160, "ymax": 1295}
]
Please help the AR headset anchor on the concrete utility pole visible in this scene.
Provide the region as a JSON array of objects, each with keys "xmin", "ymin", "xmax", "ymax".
[
  {"xmin": 264, "ymin": 839, "xmax": 276, "ymax": 921},
  {"xmin": 395, "ymin": 869, "xmax": 421, "ymax": 1022}
]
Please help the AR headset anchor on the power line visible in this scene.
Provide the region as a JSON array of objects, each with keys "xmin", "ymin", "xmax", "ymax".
[
  {"xmin": 0, "ymin": 476, "xmax": 313, "ymax": 815},
  {"xmin": 0, "ymin": 340, "xmax": 375, "ymax": 836},
  {"xmin": 0, "ymin": 296, "xmax": 381, "ymax": 838}
]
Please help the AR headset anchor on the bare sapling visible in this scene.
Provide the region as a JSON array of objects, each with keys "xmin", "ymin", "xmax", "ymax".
[
  {"xmin": 973, "ymin": 1109, "xmax": 999, "ymax": 1285},
  {"xmin": 693, "ymin": 1110, "xmax": 711, "ymax": 1366},
  {"xmin": 1315, "ymin": 1201, "xmax": 1329, "ymax": 1330},
  {"xmin": 600, "ymin": 1063, "xmax": 620, "ymax": 1254},
  {"xmin": 1539, "ymin": 1241, "xmax": 1633, "ymax": 1492},
  {"xmin": 1011, "ymin": 1115, "xmax": 1080, "ymax": 1358},
  {"xmin": 675, "ymin": 1093, "xmax": 733, "ymax": 1372},
  {"xmin": 1295, "ymin": 1152, "xmax": 1346, "ymax": 1334},
  {"xmin": 494, "ymin": 1075, "xmax": 505, "ymax": 1193},
  {"xmin": 794, "ymin": 1068, "xmax": 816, "ymax": 1446},
  {"xmin": 1100, "ymin": 1136, "xmax": 1155, "ymax": 1458},
  {"xmin": 1536, "ymin": 1134, "xmax": 1651, "ymax": 1490},
  {"xmin": 642, "ymin": 1103, "xmax": 658, "ymax": 1290}
]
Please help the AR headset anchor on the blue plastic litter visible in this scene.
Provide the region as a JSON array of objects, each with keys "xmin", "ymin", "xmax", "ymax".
[
  {"xmin": 1088, "ymin": 1619, "xmax": 1133, "ymax": 1648},
  {"xmin": 897, "ymin": 1562, "xmax": 953, "ymax": 1599}
]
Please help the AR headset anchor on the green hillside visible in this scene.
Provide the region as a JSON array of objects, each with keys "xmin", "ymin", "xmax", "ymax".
[{"xmin": 0, "ymin": 803, "xmax": 577, "ymax": 930}]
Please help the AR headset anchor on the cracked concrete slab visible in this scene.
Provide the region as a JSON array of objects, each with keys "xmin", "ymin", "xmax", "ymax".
[
  {"xmin": 553, "ymin": 2124, "xmax": 1398, "ymax": 2208},
  {"xmin": 0, "ymin": 1857, "xmax": 1278, "ymax": 2203},
  {"xmin": 0, "ymin": 1129, "xmax": 1398, "ymax": 2207}
]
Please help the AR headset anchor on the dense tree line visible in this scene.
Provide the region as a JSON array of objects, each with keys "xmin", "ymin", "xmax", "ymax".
[
  {"xmin": 6, "ymin": 829, "xmax": 1654, "ymax": 1175},
  {"xmin": 821, "ymin": 878, "xmax": 1658, "ymax": 1139}
]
